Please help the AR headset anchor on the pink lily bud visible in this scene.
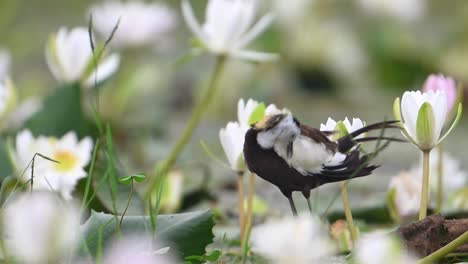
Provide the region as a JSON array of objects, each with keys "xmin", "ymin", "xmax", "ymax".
[{"xmin": 422, "ymin": 74, "xmax": 457, "ymax": 114}]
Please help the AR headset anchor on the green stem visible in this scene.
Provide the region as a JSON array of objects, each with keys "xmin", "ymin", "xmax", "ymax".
[
  {"xmin": 436, "ymin": 144, "xmax": 444, "ymax": 213},
  {"xmin": 238, "ymin": 171, "xmax": 245, "ymax": 244},
  {"xmin": 419, "ymin": 150, "xmax": 430, "ymax": 220},
  {"xmin": 144, "ymin": 55, "xmax": 227, "ymax": 198},
  {"xmin": 340, "ymin": 181, "xmax": 358, "ymax": 243},
  {"xmin": 120, "ymin": 181, "xmax": 134, "ymax": 228},
  {"xmin": 417, "ymin": 231, "xmax": 468, "ymax": 264},
  {"xmin": 242, "ymin": 173, "xmax": 255, "ymax": 250}
]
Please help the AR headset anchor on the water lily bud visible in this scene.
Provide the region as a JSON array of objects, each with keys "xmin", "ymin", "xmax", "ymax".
[
  {"xmin": 219, "ymin": 121, "xmax": 246, "ymax": 171},
  {"xmin": 181, "ymin": 0, "xmax": 278, "ymax": 61},
  {"xmin": 45, "ymin": 27, "xmax": 120, "ymax": 88},
  {"xmin": 330, "ymin": 220, "xmax": 354, "ymax": 252},
  {"xmin": 387, "ymin": 171, "xmax": 420, "ymax": 223},
  {"xmin": 0, "ymin": 78, "xmax": 17, "ymax": 119},
  {"xmin": 422, "ymin": 74, "xmax": 457, "ymax": 115},
  {"xmin": 158, "ymin": 170, "xmax": 184, "ymax": 213},
  {"xmin": 394, "ymin": 90, "xmax": 462, "ymax": 151}
]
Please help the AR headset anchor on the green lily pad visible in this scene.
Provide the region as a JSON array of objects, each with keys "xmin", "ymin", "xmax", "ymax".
[
  {"xmin": 82, "ymin": 209, "xmax": 215, "ymax": 259},
  {"xmin": 24, "ymin": 83, "xmax": 96, "ymax": 138}
]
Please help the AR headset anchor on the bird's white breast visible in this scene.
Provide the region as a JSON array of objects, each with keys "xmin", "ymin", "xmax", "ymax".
[{"xmin": 274, "ymin": 135, "xmax": 335, "ymax": 175}]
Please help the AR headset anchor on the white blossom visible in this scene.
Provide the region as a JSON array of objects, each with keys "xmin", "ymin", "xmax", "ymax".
[
  {"xmin": 355, "ymin": 232, "xmax": 417, "ymax": 264},
  {"xmin": 3, "ymin": 192, "xmax": 81, "ymax": 264},
  {"xmin": 45, "ymin": 27, "xmax": 120, "ymax": 87},
  {"xmin": 251, "ymin": 214, "xmax": 335, "ymax": 264},
  {"xmin": 388, "ymin": 171, "xmax": 421, "ymax": 219},
  {"xmin": 181, "ymin": 0, "xmax": 278, "ymax": 61},
  {"xmin": 88, "ymin": 1, "xmax": 177, "ymax": 48},
  {"xmin": 102, "ymin": 235, "xmax": 175, "ymax": 264},
  {"xmin": 15, "ymin": 130, "xmax": 93, "ymax": 199}
]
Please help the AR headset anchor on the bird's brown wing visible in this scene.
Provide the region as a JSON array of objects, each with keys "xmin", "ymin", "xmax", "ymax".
[{"xmin": 300, "ymin": 125, "xmax": 337, "ymax": 152}]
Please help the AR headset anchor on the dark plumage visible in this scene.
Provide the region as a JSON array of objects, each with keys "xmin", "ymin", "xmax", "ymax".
[{"xmin": 243, "ymin": 116, "xmax": 402, "ymax": 215}]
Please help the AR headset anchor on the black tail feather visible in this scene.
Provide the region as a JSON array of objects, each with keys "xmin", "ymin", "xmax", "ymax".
[{"xmin": 337, "ymin": 120, "xmax": 401, "ymax": 153}]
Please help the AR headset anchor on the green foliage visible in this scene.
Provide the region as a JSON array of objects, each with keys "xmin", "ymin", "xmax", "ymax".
[
  {"xmin": 25, "ymin": 83, "xmax": 96, "ymax": 138},
  {"xmin": 184, "ymin": 250, "xmax": 221, "ymax": 263},
  {"xmin": 118, "ymin": 173, "xmax": 146, "ymax": 184},
  {"xmin": 82, "ymin": 209, "xmax": 215, "ymax": 259}
]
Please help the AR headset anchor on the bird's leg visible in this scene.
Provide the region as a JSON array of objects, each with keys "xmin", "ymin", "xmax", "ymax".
[
  {"xmin": 302, "ymin": 190, "xmax": 313, "ymax": 215},
  {"xmin": 288, "ymin": 195, "xmax": 298, "ymax": 216},
  {"xmin": 306, "ymin": 197, "xmax": 313, "ymax": 214}
]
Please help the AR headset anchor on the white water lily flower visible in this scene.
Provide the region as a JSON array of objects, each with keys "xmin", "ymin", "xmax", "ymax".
[
  {"xmin": 159, "ymin": 170, "xmax": 184, "ymax": 213},
  {"xmin": 410, "ymin": 151, "xmax": 467, "ymax": 194},
  {"xmin": 237, "ymin": 98, "xmax": 260, "ymax": 129},
  {"xmin": 394, "ymin": 90, "xmax": 462, "ymax": 151},
  {"xmin": 0, "ymin": 78, "xmax": 16, "ymax": 118},
  {"xmin": 15, "ymin": 130, "xmax": 93, "ymax": 200},
  {"xmin": 355, "ymin": 232, "xmax": 417, "ymax": 264},
  {"xmin": 3, "ymin": 192, "xmax": 81, "ymax": 264},
  {"xmin": 320, "ymin": 117, "xmax": 365, "ymax": 140},
  {"xmin": 45, "ymin": 27, "xmax": 120, "ymax": 88},
  {"xmin": 89, "ymin": 1, "xmax": 176, "ymax": 48},
  {"xmin": 251, "ymin": 214, "xmax": 335, "ymax": 264},
  {"xmin": 181, "ymin": 0, "xmax": 278, "ymax": 61},
  {"xmin": 264, "ymin": 103, "xmax": 290, "ymax": 116},
  {"xmin": 358, "ymin": 0, "xmax": 425, "ymax": 23},
  {"xmin": 219, "ymin": 121, "xmax": 246, "ymax": 171},
  {"xmin": 0, "ymin": 49, "xmax": 10, "ymax": 78},
  {"xmin": 388, "ymin": 171, "xmax": 421, "ymax": 220},
  {"xmin": 103, "ymin": 235, "xmax": 175, "ymax": 264},
  {"xmin": 3, "ymin": 97, "xmax": 42, "ymax": 130},
  {"xmin": 320, "ymin": 117, "xmax": 364, "ymax": 133}
]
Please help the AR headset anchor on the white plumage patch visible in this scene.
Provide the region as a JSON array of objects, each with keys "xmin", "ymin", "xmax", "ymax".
[
  {"xmin": 257, "ymin": 114, "xmax": 300, "ymax": 149},
  {"xmin": 275, "ymin": 135, "xmax": 335, "ymax": 174}
]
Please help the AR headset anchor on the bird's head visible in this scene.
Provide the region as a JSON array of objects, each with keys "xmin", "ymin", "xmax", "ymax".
[{"xmin": 254, "ymin": 113, "xmax": 301, "ymax": 149}]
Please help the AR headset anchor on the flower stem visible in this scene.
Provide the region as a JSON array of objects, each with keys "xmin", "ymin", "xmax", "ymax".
[
  {"xmin": 436, "ymin": 144, "xmax": 444, "ymax": 213},
  {"xmin": 417, "ymin": 230, "xmax": 468, "ymax": 264},
  {"xmin": 144, "ymin": 55, "xmax": 227, "ymax": 198},
  {"xmin": 120, "ymin": 180, "xmax": 134, "ymax": 228},
  {"xmin": 237, "ymin": 171, "xmax": 245, "ymax": 243},
  {"xmin": 242, "ymin": 173, "xmax": 255, "ymax": 249},
  {"xmin": 340, "ymin": 181, "xmax": 358, "ymax": 243},
  {"xmin": 419, "ymin": 150, "xmax": 431, "ymax": 220}
]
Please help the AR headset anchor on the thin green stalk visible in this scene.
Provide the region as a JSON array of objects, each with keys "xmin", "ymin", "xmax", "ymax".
[
  {"xmin": 340, "ymin": 181, "xmax": 358, "ymax": 243},
  {"xmin": 119, "ymin": 181, "xmax": 134, "ymax": 228},
  {"xmin": 436, "ymin": 144, "xmax": 444, "ymax": 213},
  {"xmin": 238, "ymin": 171, "xmax": 245, "ymax": 243},
  {"xmin": 242, "ymin": 173, "xmax": 255, "ymax": 249},
  {"xmin": 419, "ymin": 150, "xmax": 430, "ymax": 220},
  {"xmin": 144, "ymin": 55, "xmax": 227, "ymax": 198},
  {"xmin": 417, "ymin": 231, "xmax": 468, "ymax": 264}
]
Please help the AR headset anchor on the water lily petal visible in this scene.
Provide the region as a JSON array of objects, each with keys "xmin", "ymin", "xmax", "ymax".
[
  {"xmin": 230, "ymin": 49, "xmax": 279, "ymax": 62},
  {"xmin": 234, "ymin": 13, "xmax": 274, "ymax": 49}
]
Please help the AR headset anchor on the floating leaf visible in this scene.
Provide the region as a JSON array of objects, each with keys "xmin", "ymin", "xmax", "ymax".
[
  {"xmin": 82, "ymin": 209, "xmax": 214, "ymax": 259},
  {"xmin": 24, "ymin": 83, "xmax": 96, "ymax": 138}
]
